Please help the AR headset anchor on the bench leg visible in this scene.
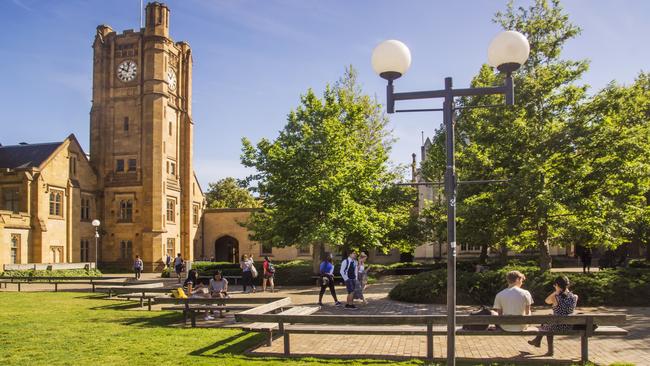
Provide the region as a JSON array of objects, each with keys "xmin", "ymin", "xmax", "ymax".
[
  {"xmin": 266, "ymin": 330, "xmax": 273, "ymax": 347},
  {"xmin": 140, "ymin": 298, "xmax": 144, "ymax": 307},
  {"xmin": 55, "ymin": 283, "xmax": 58, "ymax": 292},
  {"xmin": 191, "ymin": 312, "xmax": 196, "ymax": 328},
  {"xmin": 581, "ymin": 335, "xmax": 588, "ymax": 364},
  {"xmin": 283, "ymin": 332, "xmax": 290, "ymax": 356},
  {"xmin": 426, "ymin": 323, "xmax": 433, "ymax": 360},
  {"xmin": 18, "ymin": 283, "xmax": 21, "ymax": 292},
  {"xmin": 92, "ymin": 283, "xmax": 96, "ymax": 293},
  {"xmin": 148, "ymin": 298, "xmax": 152, "ymax": 311},
  {"xmin": 219, "ymin": 310, "xmax": 225, "ymax": 318}
]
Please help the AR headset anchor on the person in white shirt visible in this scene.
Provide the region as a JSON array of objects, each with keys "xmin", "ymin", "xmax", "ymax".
[
  {"xmin": 493, "ymin": 270, "xmax": 533, "ymax": 331},
  {"xmin": 340, "ymin": 251, "xmax": 359, "ymax": 310}
]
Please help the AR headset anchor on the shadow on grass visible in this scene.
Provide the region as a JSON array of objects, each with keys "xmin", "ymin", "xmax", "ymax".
[{"xmin": 118, "ymin": 312, "xmax": 183, "ymax": 328}]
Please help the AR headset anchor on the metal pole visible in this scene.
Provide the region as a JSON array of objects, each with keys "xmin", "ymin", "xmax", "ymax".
[
  {"xmin": 444, "ymin": 76, "xmax": 457, "ymax": 366},
  {"xmin": 95, "ymin": 227, "xmax": 99, "ymax": 270}
]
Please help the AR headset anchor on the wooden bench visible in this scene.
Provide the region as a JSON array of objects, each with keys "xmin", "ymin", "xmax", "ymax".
[
  {"xmin": 241, "ymin": 305, "xmax": 321, "ymax": 346},
  {"xmin": 161, "ymin": 304, "xmax": 253, "ymax": 327},
  {"xmin": 95, "ymin": 282, "xmax": 167, "ymax": 297},
  {"xmin": 234, "ymin": 313, "xmax": 627, "ymax": 364},
  {"xmin": 0, "ymin": 278, "xmax": 140, "ymax": 292}
]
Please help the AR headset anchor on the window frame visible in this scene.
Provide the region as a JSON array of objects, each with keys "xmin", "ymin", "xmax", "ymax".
[
  {"xmin": 10, "ymin": 234, "xmax": 20, "ymax": 264},
  {"xmin": 116, "ymin": 159, "xmax": 125, "ymax": 172},
  {"xmin": 120, "ymin": 240, "xmax": 133, "ymax": 260},
  {"xmin": 166, "ymin": 198, "xmax": 176, "ymax": 223},
  {"xmin": 128, "ymin": 158, "xmax": 137, "ymax": 172},
  {"xmin": 166, "ymin": 238, "xmax": 175, "ymax": 258},
  {"xmin": 260, "ymin": 242, "xmax": 273, "ymax": 256},
  {"xmin": 119, "ymin": 199, "xmax": 133, "ymax": 222},
  {"xmin": 49, "ymin": 189, "xmax": 64, "ymax": 217},
  {"xmin": 2, "ymin": 186, "xmax": 20, "ymax": 212}
]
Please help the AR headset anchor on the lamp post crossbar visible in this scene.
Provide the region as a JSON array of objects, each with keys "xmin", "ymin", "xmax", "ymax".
[{"xmin": 396, "ymin": 179, "xmax": 508, "ymax": 187}]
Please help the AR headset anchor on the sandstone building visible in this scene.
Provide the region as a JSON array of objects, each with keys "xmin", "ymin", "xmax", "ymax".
[{"xmin": 1, "ymin": 3, "xmax": 203, "ymax": 271}]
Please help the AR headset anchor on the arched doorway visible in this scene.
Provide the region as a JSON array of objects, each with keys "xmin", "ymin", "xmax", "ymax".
[{"xmin": 215, "ymin": 236, "xmax": 239, "ymax": 263}]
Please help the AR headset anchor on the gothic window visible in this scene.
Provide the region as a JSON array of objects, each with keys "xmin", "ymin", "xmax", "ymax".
[
  {"xmin": 116, "ymin": 159, "xmax": 125, "ymax": 172},
  {"xmin": 192, "ymin": 204, "xmax": 199, "ymax": 226},
  {"xmin": 119, "ymin": 200, "xmax": 133, "ymax": 222},
  {"xmin": 166, "ymin": 198, "xmax": 175, "ymax": 222},
  {"xmin": 120, "ymin": 240, "xmax": 133, "ymax": 260},
  {"xmin": 128, "ymin": 159, "xmax": 137, "ymax": 172},
  {"xmin": 10, "ymin": 234, "xmax": 20, "ymax": 264},
  {"xmin": 261, "ymin": 242, "xmax": 272, "ymax": 256},
  {"xmin": 80, "ymin": 239, "xmax": 90, "ymax": 262},
  {"xmin": 166, "ymin": 238, "xmax": 175, "ymax": 258},
  {"xmin": 81, "ymin": 198, "xmax": 91, "ymax": 220},
  {"xmin": 49, "ymin": 190, "xmax": 63, "ymax": 217},
  {"xmin": 70, "ymin": 155, "xmax": 77, "ymax": 176},
  {"xmin": 460, "ymin": 243, "xmax": 482, "ymax": 252},
  {"xmin": 170, "ymin": 162, "xmax": 176, "ymax": 176},
  {"xmin": 2, "ymin": 187, "xmax": 20, "ymax": 212}
]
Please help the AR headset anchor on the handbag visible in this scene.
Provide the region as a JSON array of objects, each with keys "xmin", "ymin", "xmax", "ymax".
[{"xmin": 250, "ymin": 264, "xmax": 258, "ymax": 278}]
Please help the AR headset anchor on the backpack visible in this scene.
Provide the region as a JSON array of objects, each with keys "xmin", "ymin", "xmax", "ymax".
[
  {"xmin": 462, "ymin": 306, "xmax": 497, "ymax": 330},
  {"xmin": 343, "ymin": 259, "xmax": 356, "ymax": 279},
  {"xmin": 267, "ymin": 262, "xmax": 275, "ymax": 273},
  {"xmin": 171, "ymin": 287, "xmax": 188, "ymax": 299}
]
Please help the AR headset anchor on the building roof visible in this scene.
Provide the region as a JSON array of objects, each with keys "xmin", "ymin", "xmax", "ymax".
[{"xmin": 0, "ymin": 142, "xmax": 64, "ymax": 169}]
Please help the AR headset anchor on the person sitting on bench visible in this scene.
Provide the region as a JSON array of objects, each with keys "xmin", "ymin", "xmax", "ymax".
[
  {"xmin": 493, "ymin": 270, "xmax": 533, "ymax": 331},
  {"xmin": 209, "ymin": 271, "xmax": 229, "ymax": 298},
  {"xmin": 528, "ymin": 275, "xmax": 578, "ymax": 356}
]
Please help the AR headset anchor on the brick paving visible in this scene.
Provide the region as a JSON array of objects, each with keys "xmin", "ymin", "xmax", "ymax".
[{"xmin": 245, "ymin": 277, "xmax": 650, "ymax": 366}]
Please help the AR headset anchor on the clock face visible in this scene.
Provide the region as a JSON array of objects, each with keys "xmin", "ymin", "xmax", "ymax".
[
  {"xmin": 117, "ymin": 60, "xmax": 137, "ymax": 82},
  {"xmin": 167, "ymin": 69, "xmax": 177, "ymax": 91}
]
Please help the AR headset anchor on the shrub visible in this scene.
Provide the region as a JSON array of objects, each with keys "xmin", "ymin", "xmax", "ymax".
[
  {"xmin": 0, "ymin": 269, "xmax": 103, "ymax": 278},
  {"xmin": 629, "ymin": 259, "xmax": 650, "ymax": 269},
  {"xmin": 389, "ymin": 266, "xmax": 650, "ymax": 307}
]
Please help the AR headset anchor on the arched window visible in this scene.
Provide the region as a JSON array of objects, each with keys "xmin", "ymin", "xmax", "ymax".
[{"xmin": 119, "ymin": 200, "xmax": 133, "ymax": 222}]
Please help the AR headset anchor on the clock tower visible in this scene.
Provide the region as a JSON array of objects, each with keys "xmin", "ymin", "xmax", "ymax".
[{"xmin": 90, "ymin": 2, "xmax": 201, "ymax": 270}]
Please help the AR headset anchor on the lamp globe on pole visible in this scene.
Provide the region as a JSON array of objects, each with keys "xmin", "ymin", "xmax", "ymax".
[
  {"xmin": 371, "ymin": 40, "xmax": 412, "ymax": 81},
  {"xmin": 92, "ymin": 219, "xmax": 100, "ymax": 269},
  {"xmin": 487, "ymin": 30, "xmax": 530, "ymax": 73}
]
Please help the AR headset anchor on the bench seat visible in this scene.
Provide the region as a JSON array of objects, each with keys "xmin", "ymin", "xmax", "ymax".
[{"xmin": 161, "ymin": 304, "xmax": 253, "ymax": 327}]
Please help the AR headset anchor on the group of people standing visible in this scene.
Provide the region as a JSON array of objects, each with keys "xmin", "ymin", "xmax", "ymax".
[
  {"xmin": 319, "ymin": 251, "xmax": 369, "ymax": 310},
  {"xmin": 239, "ymin": 254, "xmax": 275, "ymax": 293}
]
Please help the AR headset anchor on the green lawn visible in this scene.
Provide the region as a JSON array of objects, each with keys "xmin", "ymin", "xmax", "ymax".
[{"xmin": 0, "ymin": 293, "xmax": 632, "ymax": 366}]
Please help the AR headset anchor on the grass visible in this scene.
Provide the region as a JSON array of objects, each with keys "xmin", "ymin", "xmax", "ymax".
[{"xmin": 0, "ymin": 293, "xmax": 633, "ymax": 366}]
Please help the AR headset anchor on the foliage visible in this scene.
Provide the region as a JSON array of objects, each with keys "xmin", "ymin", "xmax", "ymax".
[
  {"xmin": 0, "ymin": 269, "xmax": 102, "ymax": 278},
  {"xmin": 241, "ymin": 67, "xmax": 421, "ymax": 253},
  {"xmin": 420, "ymin": 0, "xmax": 650, "ymax": 270},
  {"xmin": 629, "ymin": 259, "xmax": 650, "ymax": 269},
  {"xmin": 0, "ymin": 292, "xmax": 435, "ymax": 366},
  {"xmin": 390, "ymin": 266, "xmax": 650, "ymax": 306},
  {"xmin": 192, "ymin": 260, "xmax": 314, "ymax": 285},
  {"xmin": 205, "ymin": 177, "xmax": 260, "ymax": 209}
]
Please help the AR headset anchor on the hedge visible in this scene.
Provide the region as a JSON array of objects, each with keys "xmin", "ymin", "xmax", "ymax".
[
  {"xmin": 389, "ymin": 266, "xmax": 650, "ymax": 307},
  {"xmin": 0, "ymin": 269, "xmax": 103, "ymax": 278},
  {"xmin": 188, "ymin": 260, "xmax": 314, "ymax": 286}
]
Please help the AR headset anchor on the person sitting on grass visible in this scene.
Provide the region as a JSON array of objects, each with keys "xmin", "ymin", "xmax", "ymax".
[
  {"xmin": 528, "ymin": 275, "xmax": 578, "ymax": 356},
  {"xmin": 493, "ymin": 270, "xmax": 533, "ymax": 331},
  {"xmin": 209, "ymin": 271, "xmax": 229, "ymax": 298}
]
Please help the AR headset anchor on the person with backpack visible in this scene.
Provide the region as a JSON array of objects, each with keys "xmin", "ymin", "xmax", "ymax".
[
  {"xmin": 174, "ymin": 253, "xmax": 184, "ymax": 283},
  {"xmin": 133, "ymin": 255, "xmax": 143, "ymax": 280},
  {"xmin": 262, "ymin": 256, "xmax": 275, "ymax": 292},
  {"xmin": 318, "ymin": 253, "xmax": 342, "ymax": 307},
  {"xmin": 340, "ymin": 251, "xmax": 359, "ymax": 310}
]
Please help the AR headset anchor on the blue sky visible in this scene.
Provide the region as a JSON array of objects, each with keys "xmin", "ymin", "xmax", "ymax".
[{"xmin": 1, "ymin": 0, "xmax": 648, "ymax": 187}]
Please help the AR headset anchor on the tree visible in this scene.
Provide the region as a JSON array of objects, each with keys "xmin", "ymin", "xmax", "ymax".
[
  {"xmin": 241, "ymin": 67, "xmax": 420, "ymax": 270},
  {"xmin": 205, "ymin": 177, "xmax": 260, "ymax": 209}
]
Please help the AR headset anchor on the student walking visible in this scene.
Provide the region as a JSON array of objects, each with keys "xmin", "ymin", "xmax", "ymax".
[
  {"xmin": 240, "ymin": 254, "xmax": 256, "ymax": 293},
  {"xmin": 318, "ymin": 253, "xmax": 341, "ymax": 306},
  {"xmin": 353, "ymin": 252, "xmax": 368, "ymax": 304},
  {"xmin": 340, "ymin": 251, "xmax": 359, "ymax": 310},
  {"xmin": 262, "ymin": 256, "xmax": 275, "ymax": 292},
  {"xmin": 133, "ymin": 255, "xmax": 143, "ymax": 280},
  {"xmin": 580, "ymin": 247, "xmax": 592, "ymax": 273},
  {"xmin": 528, "ymin": 276, "xmax": 578, "ymax": 356},
  {"xmin": 165, "ymin": 254, "xmax": 171, "ymax": 269},
  {"xmin": 174, "ymin": 253, "xmax": 184, "ymax": 283}
]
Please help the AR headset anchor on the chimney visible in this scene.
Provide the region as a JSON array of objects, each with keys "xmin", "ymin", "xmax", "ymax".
[{"xmin": 19, "ymin": 142, "xmax": 28, "ymax": 145}]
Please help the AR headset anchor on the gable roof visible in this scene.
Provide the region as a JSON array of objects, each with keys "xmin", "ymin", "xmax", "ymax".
[{"xmin": 0, "ymin": 142, "xmax": 64, "ymax": 170}]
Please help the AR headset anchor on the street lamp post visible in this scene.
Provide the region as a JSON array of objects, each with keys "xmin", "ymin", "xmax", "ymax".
[
  {"xmin": 372, "ymin": 31, "xmax": 529, "ymax": 366},
  {"xmin": 92, "ymin": 219, "xmax": 101, "ymax": 270}
]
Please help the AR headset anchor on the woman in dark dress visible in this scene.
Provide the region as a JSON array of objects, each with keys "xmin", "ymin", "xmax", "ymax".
[{"xmin": 528, "ymin": 275, "xmax": 578, "ymax": 355}]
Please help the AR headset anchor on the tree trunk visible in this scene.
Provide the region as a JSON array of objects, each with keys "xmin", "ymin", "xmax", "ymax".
[
  {"xmin": 499, "ymin": 244, "xmax": 509, "ymax": 265},
  {"xmin": 312, "ymin": 242, "xmax": 324, "ymax": 275},
  {"xmin": 479, "ymin": 243, "xmax": 489, "ymax": 265},
  {"xmin": 537, "ymin": 224, "xmax": 552, "ymax": 271}
]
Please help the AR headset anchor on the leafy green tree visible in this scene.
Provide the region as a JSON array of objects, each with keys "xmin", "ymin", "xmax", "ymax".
[
  {"xmin": 205, "ymin": 177, "xmax": 260, "ymax": 209},
  {"xmin": 241, "ymin": 68, "xmax": 420, "ymax": 269}
]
